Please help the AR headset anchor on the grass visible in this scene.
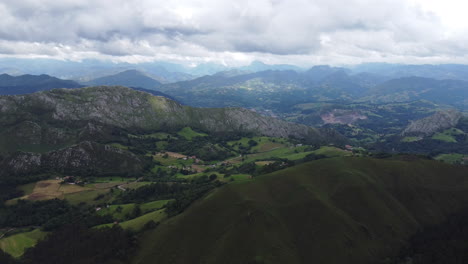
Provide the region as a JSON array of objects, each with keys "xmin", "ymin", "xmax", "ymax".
[
  {"xmin": 8, "ymin": 177, "xmax": 135, "ymax": 205},
  {"xmin": 64, "ymin": 189, "xmax": 112, "ymax": 205},
  {"xmin": 228, "ymin": 137, "xmax": 287, "ymax": 152},
  {"xmin": 177, "ymin": 127, "xmax": 208, "ymax": 140},
  {"xmin": 97, "ymin": 209, "xmax": 167, "ymax": 232},
  {"xmin": 229, "ymin": 174, "xmax": 252, "ymax": 181},
  {"xmin": 255, "ymin": 161, "xmax": 275, "ymax": 166},
  {"xmin": 432, "ymin": 133, "xmax": 457, "ymax": 142},
  {"xmin": 431, "ymin": 128, "xmax": 464, "ymax": 143},
  {"xmin": 8, "ymin": 179, "xmax": 101, "ymax": 205},
  {"xmin": 241, "ymin": 146, "xmax": 349, "ymax": 163},
  {"xmin": 129, "ymin": 132, "xmax": 170, "ymax": 140},
  {"xmin": 401, "ymin": 137, "xmax": 422, "ymax": 142},
  {"xmin": 17, "ymin": 182, "xmax": 36, "ymax": 196},
  {"xmin": 0, "ymin": 229, "xmax": 47, "ymax": 258},
  {"xmin": 401, "ymin": 136, "xmax": 422, "ymax": 142},
  {"xmin": 92, "ymin": 177, "xmax": 137, "ymax": 183},
  {"xmin": 109, "ymin": 143, "xmax": 129, "ymax": 150},
  {"xmin": 97, "ymin": 200, "xmax": 172, "ymax": 222},
  {"xmin": 134, "ymin": 157, "xmax": 468, "ymax": 264},
  {"xmin": 152, "ymin": 152, "xmax": 193, "ymax": 166},
  {"xmin": 97, "ymin": 203, "xmax": 136, "ymax": 221},
  {"xmin": 435, "ymin": 153, "xmax": 466, "ymax": 164},
  {"xmin": 140, "ymin": 200, "xmax": 173, "ymax": 212},
  {"xmin": 312, "ymin": 146, "xmax": 350, "ymax": 157}
]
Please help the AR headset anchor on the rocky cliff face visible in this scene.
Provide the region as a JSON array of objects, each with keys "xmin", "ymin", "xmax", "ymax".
[
  {"xmin": 0, "ymin": 141, "xmax": 143, "ymax": 177},
  {"xmin": 0, "ymin": 86, "xmax": 344, "ymax": 144},
  {"xmin": 402, "ymin": 110, "xmax": 463, "ymax": 136}
]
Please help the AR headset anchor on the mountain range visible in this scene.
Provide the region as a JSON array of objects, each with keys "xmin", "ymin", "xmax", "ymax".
[
  {"xmin": 3, "ymin": 62, "xmax": 468, "ymax": 264},
  {"xmin": 0, "ymin": 74, "xmax": 82, "ymax": 95},
  {"xmin": 0, "ymin": 86, "xmax": 345, "ymax": 178}
]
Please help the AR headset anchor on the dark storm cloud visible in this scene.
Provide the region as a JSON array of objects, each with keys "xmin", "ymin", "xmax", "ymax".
[{"xmin": 0, "ymin": 0, "xmax": 466, "ymax": 65}]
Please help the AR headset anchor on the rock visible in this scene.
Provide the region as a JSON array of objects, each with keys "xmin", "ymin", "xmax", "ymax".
[
  {"xmin": 0, "ymin": 86, "xmax": 345, "ymax": 145},
  {"xmin": 402, "ymin": 110, "xmax": 463, "ymax": 136}
]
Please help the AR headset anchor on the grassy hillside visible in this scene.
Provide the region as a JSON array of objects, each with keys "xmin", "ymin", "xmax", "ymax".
[
  {"xmin": 0, "ymin": 229, "xmax": 46, "ymax": 258},
  {"xmin": 134, "ymin": 157, "xmax": 468, "ymax": 264}
]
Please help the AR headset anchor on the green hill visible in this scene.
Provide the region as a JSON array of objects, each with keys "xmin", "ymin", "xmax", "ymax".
[{"xmin": 134, "ymin": 157, "xmax": 468, "ymax": 264}]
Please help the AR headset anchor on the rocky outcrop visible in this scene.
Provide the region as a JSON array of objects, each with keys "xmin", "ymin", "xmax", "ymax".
[
  {"xmin": 402, "ymin": 110, "xmax": 463, "ymax": 136},
  {"xmin": 0, "ymin": 141, "xmax": 143, "ymax": 177},
  {"xmin": 0, "ymin": 86, "xmax": 344, "ymax": 144}
]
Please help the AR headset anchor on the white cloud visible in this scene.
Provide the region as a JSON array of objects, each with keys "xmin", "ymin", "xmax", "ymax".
[{"xmin": 0, "ymin": 0, "xmax": 467, "ymax": 66}]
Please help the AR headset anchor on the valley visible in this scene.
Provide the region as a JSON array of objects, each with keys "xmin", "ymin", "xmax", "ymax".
[
  {"xmin": 3, "ymin": 1, "xmax": 468, "ymax": 263},
  {"xmin": 1, "ymin": 65, "xmax": 468, "ymax": 264}
]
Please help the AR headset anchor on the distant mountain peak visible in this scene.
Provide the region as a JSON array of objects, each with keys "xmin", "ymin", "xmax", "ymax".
[
  {"xmin": 85, "ymin": 70, "xmax": 162, "ymax": 90},
  {"xmin": 0, "ymin": 73, "xmax": 82, "ymax": 95}
]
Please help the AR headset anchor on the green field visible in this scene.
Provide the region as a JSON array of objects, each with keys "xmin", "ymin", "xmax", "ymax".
[
  {"xmin": 241, "ymin": 145, "xmax": 349, "ymax": 163},
  {"xmin": 177, "ymin": 127, "xmax": 208, "ymax": 140},
  {"xmin": 140, "ymin": 200, "xmax": 173, "ymax": 212},
  {"xmin": 229, "ymin": 174, "xmax": 252, "ymax": 181},
  {"xmin": 435, "ymin": 153, "xmax": 466, "ymax": 164},
  {"xmin": 312, "ymin": 146, "xmax": 350, "ymax": 157},
  {"xmin": 431, "ymin": 128, "xmax": 464, "ymax": 143},
  {"xmin": 0, "ymin": 229, "xmax": 47, "ymax": 258},
  {"xmin": 17, "ymin": 182, "xmax": 36, "ymax": 196},
  {"xmin": 432, "ymin": 133, "xmax": 457, "ymax": 142},
  {"xmin": 97, "ymin": 200, "xmax": 172, "ymax": 221},
  {"xmin": 109, "ymin": 143, "xmax": 129, "ymax": 150},
  {"xmin": 97, "ymin": 209, "xmax": 167, "ymax": 232},
  {"xmin": 97, "ymin": 203, "xmax": 137, "ymax": 221},
  {"xmin": 64, "ymin": 189, "xmax": 113, "ymax": 205},
  {"xmin": 228, "ymin": 136, "xmax": 287, "ymax": 152},
  {"xmin": 401, "ymin": 136, "xmax": 422, "ymax": 142}
]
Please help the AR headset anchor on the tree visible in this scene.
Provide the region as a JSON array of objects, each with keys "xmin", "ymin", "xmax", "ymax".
[
  {"xmin": 248, "ymin": 139, "xmax": 258, "ymax": 147},
  {"xmin": 131, "ymin": 205, "xmax": 141, "ymax": 219}
]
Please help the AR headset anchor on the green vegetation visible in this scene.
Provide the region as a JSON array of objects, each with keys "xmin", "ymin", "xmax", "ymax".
[
  {"xmin": 97, "ymin": 200, "xmax": 172, "ymax": 221},
  {"xmin": 97, "ymin": 204, "xmax": 136, "ymax": 221},
  {"xmin": 431, "ymin": 128, "xmax": 464, "ymax": 143},
  {"xmin": 134, "ymin": 157, "xmax": 468, "ymax": 264},
  {"xmin": 140, "ymin": 200, "xmax": 172, "ymax": 212},
  {"xmin": 432, "ymin": 132, "xmax": 457, "ymax": 142},
  {"xmin": 0, "ymin": 229, "xmax": 46, "ymax": 258},
  {"xmin": 177, "ymin": 127, "xmax": 208, "ymax": 140},
  {"xmin": 97, "ymin": 209, "xmax": 166, "ymax": 232},
  {"xmin": 16, "ymin": 183, "xmax": 36, "ymax": 196},
  {"xmin": 434, "ymin": 153, "xmax": 467, "ymax": 164},
  {"xmin": 401, "ymin": 136, "xmax": 422, "ymax": 142},
  {"xmin": 21, "ymin": 224, "xmax": 136, "ymax": 264}
]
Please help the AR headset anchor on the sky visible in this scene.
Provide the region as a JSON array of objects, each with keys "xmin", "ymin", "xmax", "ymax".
[{"xmin": 0, "ymin": 0, "xmax": 468, "ymax": 67}]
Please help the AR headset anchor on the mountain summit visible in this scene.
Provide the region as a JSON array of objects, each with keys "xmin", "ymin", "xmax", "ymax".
[{"xmin": 85, "ymin": 70, "xmax": 162, "ymax": 90}]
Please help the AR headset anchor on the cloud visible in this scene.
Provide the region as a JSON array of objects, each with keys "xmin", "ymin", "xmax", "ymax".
[{"xmin": 0, "ymin": 0, "xmax": 467, "ymax": 66}]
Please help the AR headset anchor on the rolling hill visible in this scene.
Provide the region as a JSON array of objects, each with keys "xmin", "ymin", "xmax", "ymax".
[{"xmin": 134, "ymin": 157, "xmax": 468, "ymax": 264}]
